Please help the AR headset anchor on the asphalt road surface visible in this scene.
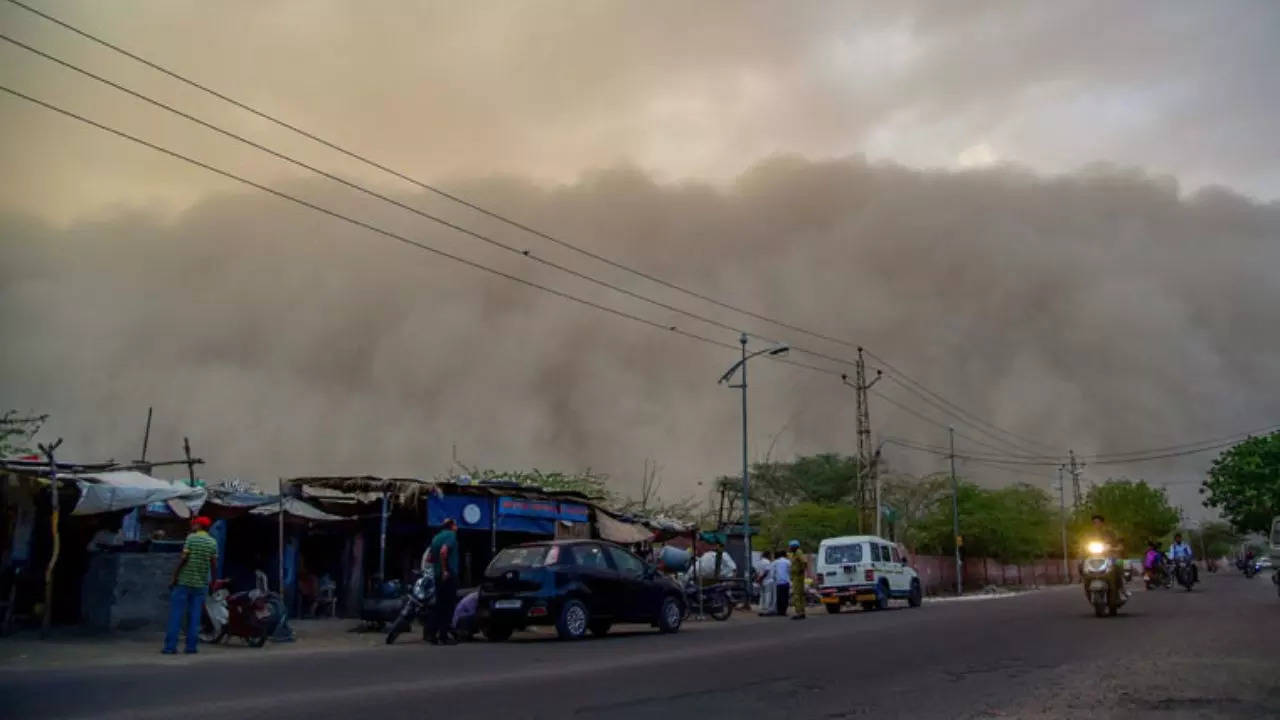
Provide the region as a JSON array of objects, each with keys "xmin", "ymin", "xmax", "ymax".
[{"xmin": 2, "ymin": 572, "xmax": 1276, "ymax": 720}]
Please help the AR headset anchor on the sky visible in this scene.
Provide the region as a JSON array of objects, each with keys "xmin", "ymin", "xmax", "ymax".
[{"xmin": 2, "ymin": 0, "xmax": 1278, "ymax": 518}]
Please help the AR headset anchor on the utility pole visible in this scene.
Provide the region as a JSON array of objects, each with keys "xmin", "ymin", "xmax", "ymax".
[
  {"xmin": 1058, "ymin": 465, "xmax": 1069, "ymax": 583},
  {"xmin": 737, "ymin": 334, "xmax": 750, "ymax": 608},
  {"xmin": 842, "ymin": 349, "xmax": 881, "ymax": 534},
  {"xmin": 1068, "ymin": 450, "xmax": 1082, "ymax": 508},
  {"xmin": 39, "ymin": 438, "xmax": 63, "ymax": 637},
  {"xmin": 949, "ymin": 427, "xmax": 961, "ymax": 595}
]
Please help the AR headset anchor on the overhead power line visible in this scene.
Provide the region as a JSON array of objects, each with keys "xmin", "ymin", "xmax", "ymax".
[
  {"xmin": 0, "ymin": 84, "xmax": 852, "ymax": 386},
  {"xmin": 4, "ymin": 0, "xmax": 1056, "ymax": 455}
]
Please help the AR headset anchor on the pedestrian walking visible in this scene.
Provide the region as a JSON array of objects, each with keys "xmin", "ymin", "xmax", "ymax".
[
  {"xmin": 756, "ymin": 551, "xmax": 775, "ymax": 616},
  {"xmin": 428, "ymin": 518, "xmax": 460, "ymax": 645},
  {"xmin": 788, "ymin": 540, "xmax": 808, "ymax": 620},
  {"xmin": 771, "ymin": 548, "xmax": 791, "ymax": 617},
  {"xmin": 162, "ymin": 516, "xmax": 218, "ymax": 654}
]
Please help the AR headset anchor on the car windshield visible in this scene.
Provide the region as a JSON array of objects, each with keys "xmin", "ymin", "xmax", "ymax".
[
  {"xmin": 488, "ymin": 546, "xmax": 550, "ymax": 570},
  {"xmin": 824, "ymin": 544, "xmax": 862, "ymax": 564}
]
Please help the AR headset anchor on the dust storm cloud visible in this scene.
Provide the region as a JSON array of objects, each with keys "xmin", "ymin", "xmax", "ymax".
[{"xmin": 2, "ymin": 157, "xmax": 1278, "ymax": 512}]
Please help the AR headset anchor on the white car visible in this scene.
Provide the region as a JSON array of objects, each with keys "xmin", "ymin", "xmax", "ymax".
[{"xmin": 814, "ymin": 535, "xmax": 922, "ymax": 613}]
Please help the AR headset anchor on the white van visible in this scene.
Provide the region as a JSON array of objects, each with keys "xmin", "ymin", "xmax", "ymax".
[{"xmin": 815, "ymin": 535, "xmax": 922, "ymax": 613}]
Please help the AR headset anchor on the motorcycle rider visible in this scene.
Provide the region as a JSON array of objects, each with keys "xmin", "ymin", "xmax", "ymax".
[
  {"xmin": 1090, "ymin": 514, "xmax": 1130, "ymax": 600},
  {"xmin": 1170, "ymin": 533, "xmax": 1197, "ymax": 583}
]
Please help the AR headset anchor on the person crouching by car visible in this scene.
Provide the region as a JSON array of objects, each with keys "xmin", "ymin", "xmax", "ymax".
[{"xmin": 163, "ymin": 516, "xmax": 218, "ymax": 655}]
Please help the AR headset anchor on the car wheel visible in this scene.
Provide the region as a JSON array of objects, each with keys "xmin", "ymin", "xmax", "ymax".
[
  {"xmin": 589, "ymin": 619, "xmax": 612, "ymax": 637},
  {"xmin": 556, "ymin": 599, "xmax": 589, "ymax": 641},
  {"xmin": 658, "ymin": 596, "xmax": 682, "ymax": 633},
  {"xmin": 824, "ymin": 603, "xmax": 841, "ymax": 614},
  {"xmin": 874, "ymin": 581, "xmax": 890, "ymax": 610},
  {"xmin": 483, "ymin": 623, "xmax": 513, "ymax": 642},
  {"xmin": 908, "ymin": 580, "xmax": 923, "ymax": 608}
]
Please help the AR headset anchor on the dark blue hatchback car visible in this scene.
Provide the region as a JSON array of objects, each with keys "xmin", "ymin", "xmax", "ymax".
[{"xmin": 477, "ymin": 540, "xmax": 685, "ymax": 641}]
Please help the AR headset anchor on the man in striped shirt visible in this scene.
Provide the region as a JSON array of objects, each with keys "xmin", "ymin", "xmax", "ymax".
[{"xmin": 163, "ymin": 516, "xmax": 219, "ymax": 654}]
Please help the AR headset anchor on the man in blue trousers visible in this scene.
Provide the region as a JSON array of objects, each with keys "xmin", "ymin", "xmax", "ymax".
[{"xmin": 163, "ymin": 516, "xmax": 218, "ymax": 654}]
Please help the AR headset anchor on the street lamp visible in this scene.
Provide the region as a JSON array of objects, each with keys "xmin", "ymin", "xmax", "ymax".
[{"xmin": 719, "ymin": 332, "xmax": 789, "ymax": 609}]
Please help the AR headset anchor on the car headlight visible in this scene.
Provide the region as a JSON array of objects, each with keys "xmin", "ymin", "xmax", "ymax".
[{"xmin": 1086, "ymin": 541, "xmax": 1106, "ymax": 555}]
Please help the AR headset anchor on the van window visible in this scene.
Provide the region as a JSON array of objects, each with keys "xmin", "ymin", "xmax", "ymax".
[
  {"xmin": 875, "ymin": 544, "xmax": 889, "ymax": 562},
  {"xmin": 824, "ymin": 544, "xmax": 863, "ymax": 565},
  {"xmin": 891, "ymin": 546, "xmax": 902, "ymax": 564}
]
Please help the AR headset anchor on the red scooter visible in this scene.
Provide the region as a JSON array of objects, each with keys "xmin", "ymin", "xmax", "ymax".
[{"xmin": 199, "ymin": 579, "xmax": 282, "ymax": 647}]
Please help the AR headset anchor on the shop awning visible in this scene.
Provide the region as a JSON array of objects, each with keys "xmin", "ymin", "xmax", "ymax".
[
  {"xmin": 69, "ymin": 471, "xmax": 206, "ymax": 516},
  {"xmin": 249, "ymin": 496, "xmax": 346, "ymax": 522},
  {"xmin": 594, "ymin": 510, "xmax": 653, "ymax": 545}
]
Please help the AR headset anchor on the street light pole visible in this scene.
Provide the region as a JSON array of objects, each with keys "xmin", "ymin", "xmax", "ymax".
[
  {"xmin": 738, "ymin": 334, "xmax": 751, "ymax": 609},
  {"xmin": 719, "ymin": 333, "xmax": 788, "ymax": 611}
]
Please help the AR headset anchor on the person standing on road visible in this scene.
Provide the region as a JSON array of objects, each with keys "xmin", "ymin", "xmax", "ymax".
[
  {"xmin": 756, "ymin": 551, "xmax": 775, "ymax": 616},
  {"xmin": 772, "ymin": 548, "xmax": 791, "ymax": 617},
  {"xmin": 429, "ymin": 518, "xmax": 460, "ymax": 645},
  {"xmin": 788, "ymin": 540, "xmax": 808, "ymax": 620},
  {"xmin": 163, "ymin": 516, "xmax": 218, "ymax": 655}
]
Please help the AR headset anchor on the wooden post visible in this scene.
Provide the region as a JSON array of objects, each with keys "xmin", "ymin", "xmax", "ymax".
[
  {"xmin": 182, "ymin": 437, "xmax": 197, "ymax": 487},
  {"xmin": 39, "ymin": 438, "xmax": 63, "ymax": 638},
  {"xmin": 139, "ymin": 407, "xmax": 153, "ymax": 463}
]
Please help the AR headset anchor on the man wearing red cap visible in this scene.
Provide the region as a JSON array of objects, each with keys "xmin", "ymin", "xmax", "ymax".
[{"xmin": 163, "ymin": 516, "xmax": 218, "ymax": 654}]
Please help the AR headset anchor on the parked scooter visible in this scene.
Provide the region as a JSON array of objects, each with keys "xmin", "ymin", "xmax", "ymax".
[
  {"xmin": 385, "ymin": 571, "xmax": 435, "ymax": 644},
  {"xmin": 682, "ymin": 579, "xmax": 733, "ymax": 621},
  {"xmin": 199, "ymin": 579, "xmax": 282, "ymax": 647},
  {"xmin": 1081, "ymin": 539, "xmax": 1127, "ymax": 618}
]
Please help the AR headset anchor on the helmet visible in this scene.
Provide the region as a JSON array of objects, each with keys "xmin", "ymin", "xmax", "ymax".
[{"xmin": 788, "ymin": 539, "xmax": 800, "ymax": 549}]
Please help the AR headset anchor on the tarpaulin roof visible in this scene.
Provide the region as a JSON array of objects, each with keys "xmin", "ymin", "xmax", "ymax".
[
  {"xmin": 249, "ymin": 496, "xmax": 347, "ymax": 522},
  {"xmin": 69, "ymin": 471, "xmax": 206, "ymax": 516},
  {"xmin": 594, "ymin": 510, "xmax": 653, "ymax": 545}
]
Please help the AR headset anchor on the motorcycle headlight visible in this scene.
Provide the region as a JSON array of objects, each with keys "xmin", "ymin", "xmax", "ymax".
[{"xmin": 1086, "ymin": 541, "xmax": 1106, "ymax": 555}]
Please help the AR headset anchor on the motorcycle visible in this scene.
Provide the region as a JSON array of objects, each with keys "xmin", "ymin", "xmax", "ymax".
[
  {"xmin": 683, "ymin": 579, "xmax": 733, "ymax": 621},
  {"xmin": 1081, "ymin": 540, "xmax": 1127, "ymax": 618},
  {"xmin": 385, "ymin": 571, "xmax": 436, "ymax": 644},
  {"xmin": 1172, "ymin": 558, "xmax": 1196, "ymax": 591},
  {"xmin": 1142, "ymin": 563, "xmax": 1172, "ymax": 590},
  {"xmin": 199, "ymin": 579, "xmax": 282, "ymax": 647}
]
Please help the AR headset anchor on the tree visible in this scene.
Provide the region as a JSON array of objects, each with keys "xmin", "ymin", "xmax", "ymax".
[
  {"xmin": 914, "ymin": 482, "xmax": 1056, "ymax": 563},
  {"xmin": 0, "ymin": 411, "xmax": 48, "ymax": 458},
  {"xmin": 1074, "ymin": 479, "xmax": 1180, "ymax": 552},
  {"xmin": 1201, "ymin": 431, "xmax": 1280, "ymax": 534},
  {"xmin": 742, "ymin": 453, "xmax": 859, "ymax": 512},
  {"xmin": 880, "ymin": 472, "xmax": 951, "ymax": 550},
  {"xmin": 757, "ymin": 502, "xmax": 859, "ymax": 552}
]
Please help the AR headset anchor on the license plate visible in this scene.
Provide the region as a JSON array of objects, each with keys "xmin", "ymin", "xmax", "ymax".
[
  {"xmin": 855, "ymin": 593, "xmax": 876, "ymax": 603},
  {"xmin": 821, "ymin": 597, "xmax": 840, "ymax": 604},
  {"xmin": 1088, "ymin": 580, "xmax": 1107, "ymax": 591},
  {"xmin": 493, "ymin": 599, "xmax": 522, "ymax": 610}
]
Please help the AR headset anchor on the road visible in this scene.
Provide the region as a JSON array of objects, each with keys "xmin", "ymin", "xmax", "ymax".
[{"xmin": 2, "ymin": 572, "xmax": 1275, "ymax": 719}]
